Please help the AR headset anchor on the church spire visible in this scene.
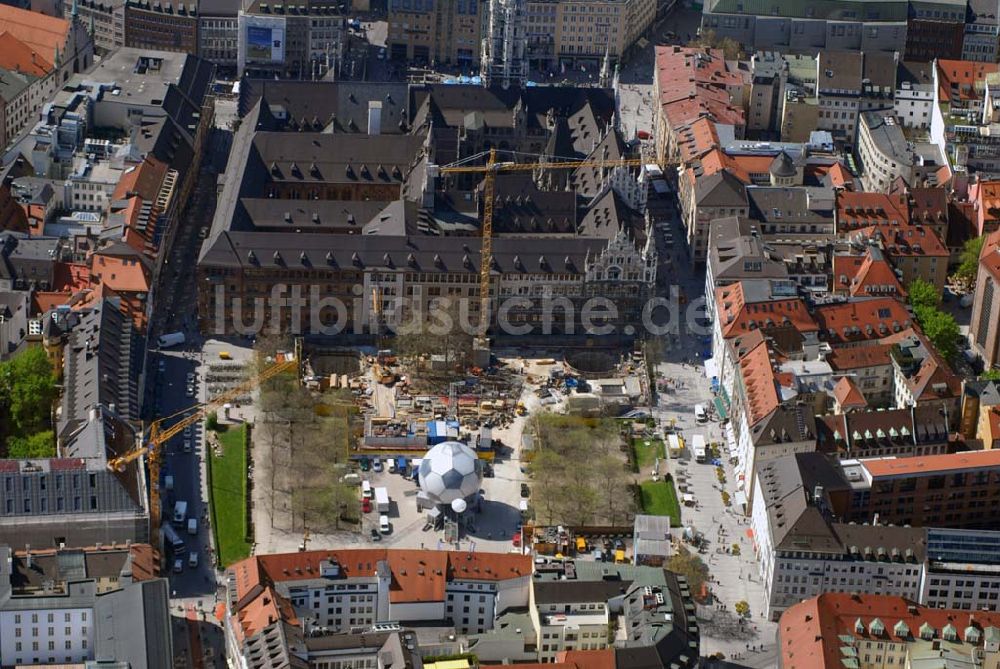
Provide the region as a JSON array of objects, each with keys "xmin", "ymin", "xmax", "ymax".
[{"xmin": 599, "ymin": 39, "xmax": 612, "ymax": 88}]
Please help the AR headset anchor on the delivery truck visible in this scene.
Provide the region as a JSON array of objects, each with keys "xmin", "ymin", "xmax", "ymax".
[
  {"xmin": 157, "ymin": 332, "xmax": 186, "ymax": 348},
  {"xmin": 374, "ymin": 486, "xmax": 390, "ymax": 513},
  {"xmin": 173, "ymin": 500, "xmax": 188, "ymax": 524},
  {"xmin": 692, "ymin": 435, "xmax": 707, "ymax": 463},
  {"xmin": 163, "ymin": 522, "xmax": 186, "ymax": 555},
  {"xmin": 667, "ymin": 434, "xmax": 684, "ymax": 459}
]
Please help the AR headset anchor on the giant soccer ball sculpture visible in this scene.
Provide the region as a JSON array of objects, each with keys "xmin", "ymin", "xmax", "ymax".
[{"xmin": 418, "ymin": 441, "xmax": 483, "ymax": 506}]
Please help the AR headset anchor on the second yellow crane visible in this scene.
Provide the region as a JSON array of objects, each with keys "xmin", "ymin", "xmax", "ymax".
[{"xmin": 108, "ymin": 340, "xmax": 302, "ymax": 532}]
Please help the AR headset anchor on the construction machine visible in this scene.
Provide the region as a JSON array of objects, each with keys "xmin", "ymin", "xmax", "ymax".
[{"xmin": 107, "ymin": 339, "xmax": 302, "ymax": 532}]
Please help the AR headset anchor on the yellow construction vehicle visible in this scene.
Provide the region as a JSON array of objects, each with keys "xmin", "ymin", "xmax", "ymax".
[
  {"xmin": 439, "ymin": 151, "xmax": 643, "ymax": 333},
  {"xmin": 107, "ymin": 339, "xmax": 302, "ymax": 532}
]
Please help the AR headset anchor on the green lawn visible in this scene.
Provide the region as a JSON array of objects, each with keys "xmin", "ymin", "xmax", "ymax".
[
  {"xmin": 640, "ymin": 478, "xmax": 681, "ymax": 527},
  {"xmin": 208, "ymin": 425, "xmax": 251, "ymax": 566},
  {"xmin": 632, "ymin": 438, "xmax": 665, "ymax": 470}
]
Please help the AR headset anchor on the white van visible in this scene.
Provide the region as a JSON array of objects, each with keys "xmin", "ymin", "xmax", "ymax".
[
  {"xmin": 362, "ymin": 480, "xmax": 373, "ymax": 499},
  {"xmin": 695, "ymin": 404, "xmax": 708, "ymax": 423},
  {"xmin": 188, "ymin": 552, "xmax": 199, "ymax": 568},
  {"xmin": 379, "ymin": 515, "xmax": 391, "ymax": 534},
  {"xmin": 187, "ymin": 518, "xmax": 198, "ymax": 536}
]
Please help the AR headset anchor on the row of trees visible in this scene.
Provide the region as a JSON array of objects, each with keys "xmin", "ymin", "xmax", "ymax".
[
  {"xmin": 908, "ymin": 279, "xmax": 962, "ymax": 363},
  {"xmin": 0, "ymin": 348, "xmax": 57, "ymax": 459},
  {"xmin": 528, "ymin": 414, "xmax": 635, "ymax": 526},
  {"xmin": 254, "ymin": 336, "xmax": 360, "ymax": 533}
]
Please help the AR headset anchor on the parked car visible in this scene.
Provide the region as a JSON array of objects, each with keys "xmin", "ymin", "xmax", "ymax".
[
  {"xmin": 373, "ymin": 458, "xmax": 383, "ymax": 472},
  {"xmin": 359, "ymin": 456, "xmax": 371, "ymax": 472},
  {"xmin": 370, "ymin": 528, "xmax": 381, "ymax": 542},
  {"xmin": 362, "ymin": 498, "xmax": 372, "ymax": 513}
]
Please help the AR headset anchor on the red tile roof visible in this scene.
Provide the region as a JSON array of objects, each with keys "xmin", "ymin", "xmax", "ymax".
[
  {"xmin": 91, "ymin": 253, "xmax": 151, "ymax": 294},
  {"xmin": 689, "ymin": 149, "xmax": 775, "ymax": 185},
  {"xmin": 112, "ymin": 157, "xmax": 168, "ymax": 202},
  {"xmin": 980, "ymin": 229, "xmax": 1000, "ymax": 283},
  {"xmin": 227, "ymin": 549, "xmax": 532, "ymax": 645},
  {"xmin": 937, "ymin": 59, "xmax": 998, "ymax": 104},
  {"xmin": 813, "ymin": 298, "xmax": 913, "ymax": 344},
  {"xmin": 557, "ymin": 649, "xmax": 616, "ymax": 669},
  {"xmin": 780, "ymin": 593, "xmax": 1000, "ymax": 669},
  {"xmin": 0, "ymin": 6, "xmax": 70, "ymax": 64},
  {"xmin": 863, "ymin": 449, "xmax": 1000, "ymax": 477},
  {"xmin": 970, "ymin": 179, "xmax": 1000, "ymax": 235},
  {"xmin": 737, "ymin": 335, "xmax": 781, "ymax": 425},
  {"xmin": 810, "ymin": 162, "xmax": 855, "ymax": 190},
  {"xmin": 31, "ymin": 290, "xmax": 70, "ymax": 316},
  {"xmin": 0, "ymin": 30, "xmax": 53, "ymax": 76},
  {"xmin": 715, "ymin": 282, "xmax": 817, "ymax": 339},
  {"xmin": 832, "ymin": 376, "xmax": 866, "ymax": 409},
  {"xmin": 851, "ymin": 224, "xmax": 950, "ymax": 259},
  {"xmin": 235, "ymin": 549, "xmax": 531, "ymax": 607},
  {"xmin": 832, "ymin": 251, "xmax": 907, "ymax": 298},
  {"xmin": 52, "ymin": 262, "xmax": 91, "ymax": 293},
  {"xmin": 655, "ymin": 46, "xmax": 746, "ymax": 130},
  {"xmin": 909, "ymin": 187, "xmax": 949, "ymax": 226},
  {"xmin": 827, "ymin": 344, "xmax": 893, "ymax": 370},
  {"xmin": 388, "ymin": 550, "xmax": 448, "ymax": 603},
  {"xmin": 837, "ymin": 191, "xmax": 909, "ymax": 231},
  {"xmin": 675, "ymin": 117, "xmax": 719, "ymax": 164}
]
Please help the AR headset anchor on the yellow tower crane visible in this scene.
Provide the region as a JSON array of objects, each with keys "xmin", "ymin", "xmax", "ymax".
[
  {"xmin": 107, "ymin": 339, "xmax": 302, "ymax": 532},
  {"xmin": 438, "ymin": 151, "xmax": 644, "ymax": 333}
]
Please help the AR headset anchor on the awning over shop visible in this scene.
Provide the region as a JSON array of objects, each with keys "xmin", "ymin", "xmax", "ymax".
[
  {"xmin": 714, "ymin": 396, "xmax": 728, "ymax": 420},
  {"xmin": 734, "ymin": 490, "xmax": 747, "ymax": 509},
  {"xmin": 704, "ymin": 357, "xmax": 719, "ymax": 380}
]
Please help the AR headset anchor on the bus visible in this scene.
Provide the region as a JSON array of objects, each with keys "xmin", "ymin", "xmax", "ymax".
[{"xmin": 692, "ymin": 434, "xmax": 707, "ymax": 463}]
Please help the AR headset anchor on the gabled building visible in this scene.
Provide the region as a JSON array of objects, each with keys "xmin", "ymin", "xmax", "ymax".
[
  {"xmin": 888, "ymin": 329, "xmax": 961, "ymax": 419},
  {"xmin": 831, "ymin": 246, "xmax": 907, "ymax": 300},
  {"xmin": 813, "ymin": 298, "xmax": 913, "ymax": 347},
  {"xmin": 815, "ymin": 405, "xmax": 953, "ymax": 460},
  {"xmin": 652, "ymin": 46, "xmax": 746, "ymax": 166},
  {"xmin": 0, "ymin": 4, "xmax": 94, "ymax": 148},
  {"xmin": 778, "ymin": 593, "xmax": 1000, "ymax": 667},
  {"xmin": 0, "ymin": 299, "xmax": 148, "ymax": 550},
  {"xmin": 0, "ymin": 543, "xmax": 170, "ymax": 668},
  {"xmin": 751, "ymin": 452, "xmax": 926, "ymax": 620}
]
